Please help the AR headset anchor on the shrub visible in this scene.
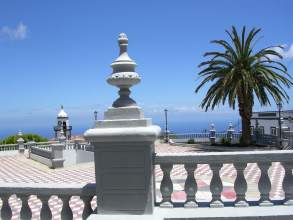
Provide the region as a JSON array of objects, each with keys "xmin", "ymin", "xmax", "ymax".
[
  {"xmin": 187, "ymin": 139, "xmax": 195, "ymax": 144},
  {"xmin": 220, "ymin": 137, "xmax": 231, "ymax": 146},
  {"xmin": 220, "ymin": 137, "xmax": 226, "ymax": 145},
  {"xmin": 0, "ymin": 134, "xmax": 48, "ymax": 144}
]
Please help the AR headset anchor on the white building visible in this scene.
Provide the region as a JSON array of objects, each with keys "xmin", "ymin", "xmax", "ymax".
[
  {"xmin": 53, "ymin": 105, "xmax": 72, "ymax": 140},
  {"xmin": 251, "ymin": 110, "xmax": 293, "ymax": 136}
]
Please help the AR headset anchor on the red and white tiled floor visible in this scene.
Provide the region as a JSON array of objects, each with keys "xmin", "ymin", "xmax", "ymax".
[{"xmin": 0, "ymin": 143, "xmax": 286, "ymax": 219}]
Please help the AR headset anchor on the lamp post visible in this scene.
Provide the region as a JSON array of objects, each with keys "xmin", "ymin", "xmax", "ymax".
[
  {"xmin": 277, "ymin": 102, "xmax": 283, "ymax": 147},
  {"xmin": 94, "ymin": 110, "xmax": 98, "ymax": 121},
  {"xmin": 164, "ymin": 109, "xmax": 169, "ymax": 143}
]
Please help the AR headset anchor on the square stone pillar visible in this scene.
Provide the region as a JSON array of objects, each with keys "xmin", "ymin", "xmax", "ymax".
[
  {"xmin": 17, "ymin": 137, "xmax": 25, "ymax": 153},
  {"xmin": 84, "ymin": 106, "xmax": 160, "ymax": 215}
]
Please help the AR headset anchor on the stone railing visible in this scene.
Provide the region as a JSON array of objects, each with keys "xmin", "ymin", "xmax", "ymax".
[
  {"xmin": 0, "ymin": 183, "xmax": 95, "ymax": 220},
  {"xmin": 30, "ymin": 144, "xmax": 65, "ymax": 168},
  {"xmin": 65, "ymin": 141, "xmax": 93, "ymax": 151},
  {"xmin": 155, "ymin": 150, "xmax": 293, "ymax": 208},
  {"xmin": 252, "ymin": 133, "xmax": 278, "ymax": 146},
  {"xmin": 282, "ymin": 131, "xmax": 293, "ymax": 150},
  {"xmin": 24, "ymin": 141, "xmax": 56, "ymax": 149},
  {"xmin": 0, "ymin": 144, "xmax": 18, "ymax": 151},
  {"xmin": 169, "ymin": 132, "xmax": 241, "ymax": 144}
]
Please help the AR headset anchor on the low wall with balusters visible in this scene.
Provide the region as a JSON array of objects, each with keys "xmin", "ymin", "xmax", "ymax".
[
  {"xmin": 0, "ymin": 183, "xmax": 96, "ymax": 220},
  {"xmin": 155, "ymin": 150, "xmax": 293, "ymax": 208},
  {"xmin": 30, "ymin": 144, "xmax": 65, "ymax": 169},
  {"xmin": 0, "ymin": 144, "xmax": 18, "ymax": 151},
  {"xmin": 169, "ymin": 132, "xmax": 242, "ymax": 144}
]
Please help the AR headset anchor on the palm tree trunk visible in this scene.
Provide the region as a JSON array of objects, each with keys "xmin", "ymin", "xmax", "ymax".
[{"xmin": 238, "ymin": 92, "xmax": 252, "ymax": 146}]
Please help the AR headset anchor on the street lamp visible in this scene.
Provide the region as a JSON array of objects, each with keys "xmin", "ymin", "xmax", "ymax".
[
  {"xmin": 94, "ymin": 111, "xmax": 98, "ymax": 121},
  {"xmin": 164, "ymin": 109, "xmax": 169, "ymax": 143},
  {"xmin": 277, "ymin": 102, "xmax": 283, "ymax": 147}
]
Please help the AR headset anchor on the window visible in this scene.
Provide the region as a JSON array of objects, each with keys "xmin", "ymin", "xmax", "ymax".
[
  {"xmin": 250, "ymin": 126, "xmax": 254, "ymax": 135},
  {"xmin": 271, "ymin": 127, "xmax": 277, "ymax": 136},
  {"xmin": 258, "ymin": 126, "xmax": 264, "ymax": 135}
]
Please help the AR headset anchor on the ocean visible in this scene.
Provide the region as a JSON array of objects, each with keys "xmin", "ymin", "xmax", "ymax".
[{"xmin": 0, "ymin": 118, "xmax": 241, "ymax": 140}]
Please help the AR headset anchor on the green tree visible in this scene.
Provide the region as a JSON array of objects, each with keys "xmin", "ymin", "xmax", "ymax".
[
  {"xmin": 0, "ymin": 133, "xmax": 48, "ymax": 144},
  {"xmin": 195, "ymin": 26, "xmax": 293, "ymax": 146}
]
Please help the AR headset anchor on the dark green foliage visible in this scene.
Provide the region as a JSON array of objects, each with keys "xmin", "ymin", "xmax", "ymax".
[
  {"xmin": 0, "ymin": 134, "xmax": 48, "ymax": 144},
  {"xmin": 187, "ymin": 139, "xmax": 195, "ymax": 144},
  {"xmin": 220, "ymin": 137, "xmax": 231, "ymax": 146}
]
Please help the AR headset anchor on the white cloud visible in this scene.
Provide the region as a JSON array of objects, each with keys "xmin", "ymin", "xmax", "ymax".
[
  {"xmin": 269, "ymin": 44, "xmax": 293, "ymax": 60},
  {"xmin": 0, "ymin": 22, "xmax": 28, "ymax": 40}
]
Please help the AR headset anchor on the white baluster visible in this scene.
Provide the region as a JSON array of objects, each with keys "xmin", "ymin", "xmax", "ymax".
[
  {"xmin": 281, "ymin": 162, "xmax": 293, "ymax": 206},
  {"xmin": 160, "ymin": 163, "xmax": 173, "ymax": 207},
  {"xmin": 60, "ymin": 195, "xmax": 73, "ymax": 220},
  {"xmin": 258, "ymin": 162, "xmax": 273, "ymax": 206},
  {"xmin": 209, "ymin": 163, "xmax": 224, "ymax": 208},
  {"xmin": 81, "ymin": 195, "xmax": 94, "ymax": 219},
  {"xmin": 1, "ymin": 195, "xmax": 12, "ymax": 220},
  {"xmin": 19, "ymin": 195, "xmax": 32, "ymax": 220},
  {"xmin": 184, "ymin": 164, "xmax": 198, "ymax": 208},
  {"xmin": 234, "ymin": 162, "xmax": 249, "ymax": 207},
  {"xmin": 39, "ymin": 195, "xmax": 52, "ymax": 219}
]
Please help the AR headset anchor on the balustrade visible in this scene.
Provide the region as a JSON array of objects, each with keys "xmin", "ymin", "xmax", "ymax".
[
  {"xmin": 0, "ymin": 183, "xmax": 95, "ymax": 220},
  {"xmin": 155, "ymin": 150, "xmax": 293, "ymax": 208},
  {"xmin": 160, "ymin": 163, "xmax": 173, "ymax": 207}
]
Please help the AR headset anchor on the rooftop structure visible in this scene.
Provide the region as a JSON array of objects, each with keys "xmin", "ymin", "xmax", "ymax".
[{"xmin": 53, "ymin": 105, "xmax": 72, "ymax": 140}]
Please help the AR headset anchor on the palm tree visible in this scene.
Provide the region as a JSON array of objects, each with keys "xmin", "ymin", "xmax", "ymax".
[{"xmin": 195, "ymin": 26, "xmax": 293, "ymax": 146}]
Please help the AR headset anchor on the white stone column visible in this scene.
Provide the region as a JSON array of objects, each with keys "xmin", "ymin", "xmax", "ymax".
[
  {"xmin": 17, "ymin": 131, "xmax": 25, "ymax": 153},
  {"xmin": 209, "ymin": 123, "xmax": 216, "ymax": 145},
  {"xmin": 51, "ymin": 144, "xmax": 65, "ymax": 168},
  {"xmin": 227, "ymin": 122, "xmax": 234, "ymax": 143},
  {"xmin": 84, "ymin": 33, "xmax": 161, "ymax": 215}
]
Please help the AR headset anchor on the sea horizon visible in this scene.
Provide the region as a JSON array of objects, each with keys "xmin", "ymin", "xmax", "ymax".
[{"xmin": 0, "ymin": 118, "xmax": 241, "ymax": 140}]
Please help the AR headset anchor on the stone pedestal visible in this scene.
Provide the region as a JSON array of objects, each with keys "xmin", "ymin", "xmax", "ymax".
[
  {"xmin": 17, "ymin": 137, "xmax": 25, "ymax": 153},
  {"xmin": 84, "ymin": 106, "xmax": 160, "ymax": 214},
  {"xmin": 209, "ymin": 124, "xmax": 216, "ymax": 145}
]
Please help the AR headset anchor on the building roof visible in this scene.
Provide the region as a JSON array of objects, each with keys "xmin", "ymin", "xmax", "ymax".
[{"xmin": 57, "ymin": 105, "xmax": 68, "ymax": 118}]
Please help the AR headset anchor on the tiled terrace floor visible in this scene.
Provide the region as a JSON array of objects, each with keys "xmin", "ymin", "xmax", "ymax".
[{"xmin": 0, "ymin": 142, "xmax": 285, "ymax": 219}]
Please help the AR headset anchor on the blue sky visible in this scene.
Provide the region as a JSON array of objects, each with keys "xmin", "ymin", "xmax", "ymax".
[{"xmin": 0, "ymin": 0, "xmax": 293, "ymax": 138}]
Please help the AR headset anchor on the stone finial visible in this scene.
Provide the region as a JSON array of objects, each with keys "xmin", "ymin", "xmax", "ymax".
[
  {"xmin": 228, "ymin": 122, "xmax": 234, "ymax": 130},
  {"xmin": 118, "ymin": 33, "xmax": 128, "ymax": 54},
  {"xmin": 107, "ymin": 33, "xmax": 141, "ymax": 108},
  {"xmin": 18, "ymin": 130, "xmax": 23, "ymax": 136}
]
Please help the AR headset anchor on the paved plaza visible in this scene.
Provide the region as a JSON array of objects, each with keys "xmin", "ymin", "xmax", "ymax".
[{"xmin": 0, "ymin": 142, "xmax": 285, "ymax": 219}]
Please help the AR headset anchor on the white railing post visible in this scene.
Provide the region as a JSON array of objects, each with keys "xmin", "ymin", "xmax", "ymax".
[
  {"xmin": 60, "ymin": 195, "xmax": 73, "ymax": 220},
  {"xmin": 160, "ymin": 164, "xmax": 174, "ymax": 208},
  {"xmin": 0, "ymin": 195, "xmax": 12, "ymax": 220},
  {"xmin": 81, "ymin": 195, "xmax": 94, "ymax": 219},
  {"xmin": 209, "ymin": 123, "xmax": 216, "ymax": 145},
  {"xmin": 17, "ymin": 132, "xmax": 25, "ymax": 153},
  {"xmin": 257, "ymin": 162, "xmax": 273, "ymax": 206},
  {"xmin": 184, "ymin": 164, "xmax": 198, "ymax": 208},
  {"xmin": 281, "ymin": 162, "xmax": 293, "ymax": 206},
  {"xmin": 234, "ymin": 162, "xmax": 249, "ymax": 207},
  {"xmin": 51, "ymin": 143, "xmax": 65, "ymax": 168},
  {"xmin": 209, "ymin": 163, "xmax": 224, "ymax": 208},
  {"xmin": 227, "ymin": 122, "xmax": 234, "ymax": 143},
  {"xmin": 27, "ymin": 141, "xmax": 35, "ymax": 158},
  {"xmin": 19, "ymin": 194, "xmax": 32, "ymax": 220},
  {"xmin": 39, "ymin": 195, "xmax": 52, "ymax": 220}
]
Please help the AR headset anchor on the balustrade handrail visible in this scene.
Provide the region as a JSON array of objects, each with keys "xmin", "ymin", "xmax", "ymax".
[
  {"xmin": 0, "ymin": 143, "xmax": 18, "ymax": 147},
  {"xmin": 0, "ymin": 182, "xmax": 95, "ymax": 196},
  {"xmin": 155, "ymin": 150, "xmax": 293, "ymax": 164}
]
